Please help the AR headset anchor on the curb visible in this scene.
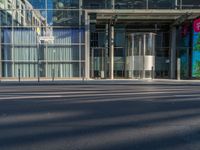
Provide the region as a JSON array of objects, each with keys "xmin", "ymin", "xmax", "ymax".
[{"xmin": 0, "ymin": 80, "xmax": 200, "ymax": 86}]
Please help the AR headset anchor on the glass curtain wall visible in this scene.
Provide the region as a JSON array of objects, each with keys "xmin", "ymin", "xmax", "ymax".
[
  {"xmin": 82, "ymin": 0, "xmax": 200, "ymax": 9},
  {"xmin": 1, "ymin": 0, "xmax": 200, "ymax": 79},
  {"xmin": 83, "ymin": 0, "xmax": 111, "ymax": 9},
  {"xmin": 1, "ymin": 0, "xmax": 84, "ymax": 79},
  {"xmin": 181, "ymin": 0, "xmax": 200, "ymax": 9},
  {"xmin": 155, "ymin": 31, "xmax": 170, "ymax": 78}
]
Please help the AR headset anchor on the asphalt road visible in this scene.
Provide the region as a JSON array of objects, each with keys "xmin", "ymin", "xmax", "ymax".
[{"xmin": 0, "ymin": 84, "xmax": 200, "ymax": 150}]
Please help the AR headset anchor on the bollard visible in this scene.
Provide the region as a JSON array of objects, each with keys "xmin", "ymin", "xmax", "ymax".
[
  {"xmin": 18, "ymin": 69, "xmax": 21, "ymax": 82},
  {"xmin": 52, "ymin": 68, "xmax": 55, "ymax": 82},
  {"xmin": 177, "ymin": 58, "xmax": 181, "ymax": 80},
  {"xmin": 151, "ymin": 66, "xmax": 154, "ymax": 80},
  {"xmin": 37, "ymin": 65, "xmax": 40, "ymax": 82},
  {"xmin": 38, "ymin": 71, "xmax": 40, "ymax": 82}
]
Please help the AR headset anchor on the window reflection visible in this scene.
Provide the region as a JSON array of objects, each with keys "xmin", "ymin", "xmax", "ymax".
[
  {"xmin": 182, "ymin": 0, "xmax": 200, "ymax": 9},
  {"xmin": 148, "ymin": 0, "xmax": 174, "ymax": 9},
  {"xmin": 115, "ymin": 0, "xmax": 146, "ymax": 9},
  {"xmin": 49, "ymin": 10, "xmax": 79, "ymax": 26},
  {"xmin": 28, "ymin": 0, "xmax": 79, "ymax": 9},
  {"xmin": 53, "ymin": 0, "xmax": 79, "ymax": 9},
  {"xmin": 83, "ymin": 0, "xmax": 111, "ymax": 9}
]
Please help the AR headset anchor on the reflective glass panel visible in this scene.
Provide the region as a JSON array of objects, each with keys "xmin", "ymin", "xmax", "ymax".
[
  {"xmin": 182, "ymin": 0, "xmax": 200, "ymax": 9},
  {"xmin": 48, "ymin": 10, "xmax": 79, "ymax": 26},
  {"xmin": 148, "ymin": 0, "xmax": 175, "ymax": 9},
  {"xmin": 83, "ymin": 0, "xmax": 111, "ymax": 9},
  {"xmin": 115, "ymin": 0, "xmax": 146, "ymax": 9}
]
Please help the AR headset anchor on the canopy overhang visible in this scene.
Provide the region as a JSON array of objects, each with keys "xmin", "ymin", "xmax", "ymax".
[{"xmin": 85, "ymin": 9, "xmax": 200, "ymax": 22}]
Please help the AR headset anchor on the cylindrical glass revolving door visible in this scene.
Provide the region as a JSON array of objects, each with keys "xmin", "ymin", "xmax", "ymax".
[{"xmin": 126, "ymin": 33, "xmax": 156, "ymax": 79}]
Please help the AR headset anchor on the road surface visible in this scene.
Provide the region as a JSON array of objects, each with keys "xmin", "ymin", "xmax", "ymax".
[{"xmin": 0, "ymin": 84, "xmax": 200, "ymax": 150}]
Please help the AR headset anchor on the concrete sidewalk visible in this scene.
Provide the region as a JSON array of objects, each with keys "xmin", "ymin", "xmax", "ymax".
[{"xmin": 0, "ymin": 79, "xmax": 200, "ymax": 86}]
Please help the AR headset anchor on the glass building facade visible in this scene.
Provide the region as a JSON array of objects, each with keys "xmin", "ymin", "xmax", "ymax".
[{"xmin": 0, "ymin": 0, "xmax": 200, "ymax": 80}]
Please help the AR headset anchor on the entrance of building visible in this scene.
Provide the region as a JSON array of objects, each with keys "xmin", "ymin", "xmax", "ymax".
[
  {"xmin": 89, "ymin": 33, "xmax": 155, "ymax": 79},
  {"xmin": 126, "ymin": 33, "xmax": 155, "ymax": 79}
]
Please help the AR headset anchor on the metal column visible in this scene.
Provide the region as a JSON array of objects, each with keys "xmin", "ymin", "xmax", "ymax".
[
  {"xmin": 0, "ymin": 27, "xmax": 1, "ymax": 79},
  {"xmin": 170, "ymin": 27, "xmax": 177, "ymax": 79},
  {"xmin": 111, "ymin": 0, "xmax": 115, "ymax": 9},
  {"xmin": 131, "ymin": 34, "xmax": 134, "ymax": 78},
  {"xmin": 110, "ymin": 25, "xmax": 114, "ymax": 80},
  {"xmin": 85, "ymin": 12, "xmax": 90, "ymax": 79},
  {"xmin": 143, "ymin": 34, "xmax": 146, "ymax": 78},
  {"xmin": 91, "ymin": 48, "xmax": 94, "ymax": 78},
  {"xmin": 105, "ymin": 24, "xmax": 109, "ymax": 78},
  {"xmin": 79, "ymin": 0, "xmax": 83, "ymax": 78},
  {"xmin": 175, "ymin": 0, "xmax": 178, "ymax": 9}
]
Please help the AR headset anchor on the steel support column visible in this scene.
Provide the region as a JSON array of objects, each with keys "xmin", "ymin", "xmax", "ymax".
[
  {"xmin": 85, "ymin": 12, "xmax": 90, "ymax": 79},
  {"xmin": 170, "ymin": 27, "xmax": 177, "ymax": 79},
  {"xmin": 79, "ymin": 0, "xmax": 82, "ymax": 78},
  {"xmin": 105, "ymin": 24, "xmax": 109, "ymax": 78},
  {"xmin": 0, "ymin": 27, "xmax": 1, "ymax": 79},
  {"xmin": 175, "ymin": 0, "xmax": 178, "ymax": 9},
  {"xmin": 111, "ymin": 0, "xmax": 115, "ymax": 9},
  {"xmin": 110, "ymin": 25, "xmax": 114, "ymax": 80}
]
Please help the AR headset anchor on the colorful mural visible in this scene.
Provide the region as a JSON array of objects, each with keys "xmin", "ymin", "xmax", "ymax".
[
  {"xmin": 192, "ymin": 31, "xmax": 200, "ymax": 77},
  {"xmin": 179, "ymin": 23, "xmax": 190, "ymax": 79}
]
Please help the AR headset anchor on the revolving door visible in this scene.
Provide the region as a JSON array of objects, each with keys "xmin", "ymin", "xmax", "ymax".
[{"xmin": 126, "ymin": 33, "xmax": 156, "ymax": 79}]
